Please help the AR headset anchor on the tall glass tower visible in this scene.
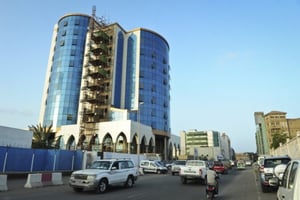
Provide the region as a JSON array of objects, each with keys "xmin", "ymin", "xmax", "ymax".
[
  {"xmin": 40, "ymin": 14, "xmax": 91, "ymax": 128},
  {"xmin": 39, "ymin": 13, "xmax": 171, "ymax": 157}
]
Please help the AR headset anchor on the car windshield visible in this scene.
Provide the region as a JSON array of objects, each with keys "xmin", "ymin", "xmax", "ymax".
[
  {"xmin": 264, "ymin": 158, "xmax": 290, "ymax": 168},
  {"xmin": 90, "ymin": 161, "xmax": 111, "ymax": 170},
  {"xmin": 187, "ymin": 161, "xmax": 204, "ymax": 166},
  {"xmin": 155, "ymin": 161, "xmax": 164, "ymax": 167},
  {"xmin": 175, "ymin": 160, "xmax": 186, "ymax": 165},
  {"xmin": 214, "ymin": 162, "xmax": 223, "ymax": 166}
]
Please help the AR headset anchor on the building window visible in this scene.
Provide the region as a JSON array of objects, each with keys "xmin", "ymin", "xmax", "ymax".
[
  {"xmin": 75, "ymin": 19, "xmax": 80, "ymax": 25},
  {"xmin": 60, "ymin": 40, "xmax": 65, "ymax": 46},
  {"xmin": 63, "ymin": 21, "xmax": 68, "ymax": 26},
  {"xmin": 69, "ymin": 60, "xmax": 75, "ymax": 67},
  {"xmin": 62, "ymin": 30, "xmax": 66, "ymax": 36},
  {"xmin": 151, "ymin": 85, "xmax": 156, "ymax": 92},
  {"xmin": 70, "ymin": 49, "xmax": 76, "ymax": 56},
  {"xmin": 73, "ymin": 29, "xmax": 79, "ymax": 35},
  {"xmin": 72, "ymin": 39, "xmax": 77, "ymax": 45},
  {"xmin": 67, "ymin": 114, "xmax": 73, "ymax": 120}
]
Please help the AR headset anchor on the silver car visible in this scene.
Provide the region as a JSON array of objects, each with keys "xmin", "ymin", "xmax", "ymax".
[{"xmin": 171, "ymin": 160, "xmax": 186, "ymax": 175}]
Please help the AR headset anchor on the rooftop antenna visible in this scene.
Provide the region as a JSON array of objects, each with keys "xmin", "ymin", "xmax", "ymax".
[
  {"xmin": 92, "ymin": 5, "xmax": 108, "ymax": 27},
  {"xmin": 92, "ymin": 5, "xmax": 96, "ymax": 19}
]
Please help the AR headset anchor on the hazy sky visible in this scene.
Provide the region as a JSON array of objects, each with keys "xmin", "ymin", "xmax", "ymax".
[{"xmin": 1, "ymin": 0, "xmax": 299, "ymax": 153}]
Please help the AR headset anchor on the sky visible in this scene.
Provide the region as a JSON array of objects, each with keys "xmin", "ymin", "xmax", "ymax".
[{"xmin": 0, "ymin": 0, "xmax": 300, "ymax": 153}]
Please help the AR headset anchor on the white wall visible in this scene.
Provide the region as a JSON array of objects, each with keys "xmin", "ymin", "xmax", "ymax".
[{"xmin": 0, "ymin": 126, "xmax": 32, "ymax": 148}]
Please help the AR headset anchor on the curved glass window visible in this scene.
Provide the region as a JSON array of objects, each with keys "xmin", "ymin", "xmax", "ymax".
[
  {"xmin": 113, "ymin": 31, "xmax": 124, "ymax": 107},
  {"xmin": 43, "ymin": 15, "xmax": 90, "ymax": 127},
  {"xmin": 125, "ymin": 34, "xmax": 137, "ymax": 109},
  {"xmin": 138, "ymin": 30, "xmax": 170, "ymax": 133}
]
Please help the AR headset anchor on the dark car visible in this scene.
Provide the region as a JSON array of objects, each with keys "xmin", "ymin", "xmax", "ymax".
[{"xmin": 213, "ymin": 161, "xmax": 227, "ymax": 174}]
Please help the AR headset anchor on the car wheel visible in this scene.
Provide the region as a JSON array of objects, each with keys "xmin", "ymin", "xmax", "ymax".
[
  {"xmin": 157, "ymin": 170, "xmax": 161, "ymax": 174},
  {"xmin": 261, "ymin": 184, "xmax": 267, "ymax": 193},
  {"xmin": 96, "ymin": 179, "xmax": 108, "ymax": 194},
  {"xmin": 181, "ymin": 177, "xmax": 187, "ymax": 184},
  {"xmin": 172, "ymin": 172, "xmax": 175, "ymax": 175},
  {"xmin": 125, "ymin": 176, "xmax": 134, "ymax": 188}
]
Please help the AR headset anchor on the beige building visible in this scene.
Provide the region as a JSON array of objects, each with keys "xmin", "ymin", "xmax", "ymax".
[
  {"xmin": 264, "ymin": 111, "xmax": 289, "ymax": 149},
  {"xmin": 256, "ymin": 111, "xmax": 300, "ymax": 153},
  {"xmin": 287, "ymin": 118, "xmax": 300, "ymax": 138}
]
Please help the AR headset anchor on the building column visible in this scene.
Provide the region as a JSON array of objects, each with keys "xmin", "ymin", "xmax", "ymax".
[{"xmin": 113, "ymin": 143, "xmax": 116, "ymax": 152}]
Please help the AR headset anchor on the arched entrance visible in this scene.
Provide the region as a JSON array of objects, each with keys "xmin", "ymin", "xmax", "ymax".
[
  {"xmin": 102, "ymin": 134, "xmax": 113, "ymax": 152},
  {"xmin": 116, "ymin": 133, "xmax": 127, "ymax": 153},
  {"xmin": 66, "ymin": 135, "xmax": 76, "ymax": 150}
]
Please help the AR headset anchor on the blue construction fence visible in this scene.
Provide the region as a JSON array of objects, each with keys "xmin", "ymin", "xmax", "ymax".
[{"xmin": 0, "ymin": 146, "xmax": 83, "ymax": 173}]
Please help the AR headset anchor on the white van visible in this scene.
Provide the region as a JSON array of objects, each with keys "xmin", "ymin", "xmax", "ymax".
[{"xmin": 139, "ymin": 160, "xmax": 168, "ymax": 174}]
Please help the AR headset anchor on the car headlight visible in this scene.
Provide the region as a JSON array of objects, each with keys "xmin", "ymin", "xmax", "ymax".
[{"xmin": 87, "ymin": 175, "xmax": 96, "ymax": 180}]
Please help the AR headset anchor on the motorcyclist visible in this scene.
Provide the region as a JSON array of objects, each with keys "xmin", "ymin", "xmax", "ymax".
[{"xmin": 206, "ymin": 163, "xmax": 219, "ymax": 196}]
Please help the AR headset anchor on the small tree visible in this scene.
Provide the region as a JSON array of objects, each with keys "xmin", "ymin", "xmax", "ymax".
[
  {"xmin": 28, "ymin": 123, "xmax": 56, "ymax": 149},
  {"xmin": 270, "ymin": 132, "xmax": 288, "ymax": 149}
]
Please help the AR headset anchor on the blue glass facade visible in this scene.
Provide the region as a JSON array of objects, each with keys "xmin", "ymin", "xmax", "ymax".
[
  {"xmin": 42, "ymin": 15, "xmax": 170, "ymax": 136},
  {"xmin": 43, "ymin": 15, "xmax": 90, "ymax": 127},
  {"xmin": 113, "ymin": 32, "xmax": 124, "ymax": 108},
  {"xmin": 138, "ymin": 30, "xmax": 170, "ymax": 133},
  {"xmin": 125, "ymin": 34, "xmax": 137, "ymax": 110}
]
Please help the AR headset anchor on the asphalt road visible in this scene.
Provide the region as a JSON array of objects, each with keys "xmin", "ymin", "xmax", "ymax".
[{"xmin": 1, "ymin": 167, "xmax": 277, "ymax": 200}]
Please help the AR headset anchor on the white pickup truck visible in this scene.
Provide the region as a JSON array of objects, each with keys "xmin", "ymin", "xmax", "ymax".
[{"xmin": 179, "ymin": 160, "xmax": 208, "ymax": 184}]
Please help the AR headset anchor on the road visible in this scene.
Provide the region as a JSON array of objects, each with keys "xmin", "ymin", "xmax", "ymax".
[{"xmin": 0, "ymin": 167, "xmax": 277, "ymax": 200}]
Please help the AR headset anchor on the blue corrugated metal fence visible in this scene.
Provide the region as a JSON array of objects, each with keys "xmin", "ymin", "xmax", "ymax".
[{"xmin": 0, "ymin": 146, "xmax": 83, "ymax": 173}]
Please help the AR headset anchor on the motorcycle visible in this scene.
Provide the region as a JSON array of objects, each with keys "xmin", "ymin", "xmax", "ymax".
[
  {"xmin": 206, "ymin": 174, "xmax": 219, "ymax": 199},
  {"xmin": 206, "ymin": 184, "xmax": 217, "ymax": 199}
]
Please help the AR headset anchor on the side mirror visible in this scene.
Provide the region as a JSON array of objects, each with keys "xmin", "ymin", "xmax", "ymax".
[{"xmin": 274, "ymin": 164, "xmax": 287, "ymax": 180}]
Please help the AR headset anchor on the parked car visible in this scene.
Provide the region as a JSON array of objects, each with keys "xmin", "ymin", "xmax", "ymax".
[
  {"xmin": 212, "ymin": 161, "xmax": 227, "ymax": 174},
  {"xmin": 260, "ymin": 155, "xmax": 291, "ymax": 192},
  {"xmin": 139, "ymin": 160, "xmax": 168, "ymax": 174},
  {"xmin": 237, "ymin": 160, "xmax": 246, "ymax": 170},
  {"xmin": 275, "ymin": 159, "xmax": 300, "ymax": 200},
  {"xmin": 69, "ymin": 158, "xmax": 138, "ymax": 193},
  {"xmin": 245, "ymin": 160, "xmax": 252, "ymax": 166},
  {"xmin": 171, "ymin": 160, "xmax": 186, "ymax": 175}
]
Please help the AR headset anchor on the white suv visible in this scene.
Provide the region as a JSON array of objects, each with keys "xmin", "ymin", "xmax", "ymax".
[
  {"xmin": 69, "ymin": 158, "xmax": 138, "ymax": 193},
  {"xmin": 260, "ymin": 155, "xmax": 291, "ymax": 192}
]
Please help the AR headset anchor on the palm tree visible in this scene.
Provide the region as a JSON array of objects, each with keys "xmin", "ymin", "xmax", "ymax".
[{"xmin": 28, "ymin": 124, "xmax": 56, "ymax": 149}]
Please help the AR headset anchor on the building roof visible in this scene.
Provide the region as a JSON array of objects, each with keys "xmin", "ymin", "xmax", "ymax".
[{"xmin": 265, "ymin": 111, "xmax": 287, "ymax": 116}]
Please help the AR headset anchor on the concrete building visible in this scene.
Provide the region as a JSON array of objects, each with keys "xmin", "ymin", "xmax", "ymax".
[
  {"xmin": 170, "ymin": 134, "xmax": 180, "ymax": 159},
  {"xmin": 180, "ymin": 130, "xmax": 223, "ymax": 160},
  {"xmin": 254, "ymin": 111, "xmax": 300, "ymax": 155},
  {"xmin": 254, "ymin": 112, "xmax": 270, "ymax": 155},
  {"xmin": 287, "ymin": 118, "xmax": 300, "ymax": 138},
  {"xmin": 220, "ymin": 132, "xmax": 231, "ymax": 160},
  {"xmin": 39, "ymin": 11, "xmax": 171, "ymax": 159}
]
